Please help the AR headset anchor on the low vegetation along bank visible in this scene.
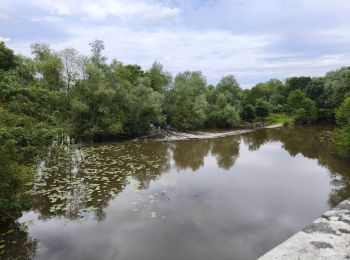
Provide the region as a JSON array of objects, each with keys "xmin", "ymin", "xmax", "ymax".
[{"xmin": 1, "ymin": 40, "xmax": 350, "ymax": 220}]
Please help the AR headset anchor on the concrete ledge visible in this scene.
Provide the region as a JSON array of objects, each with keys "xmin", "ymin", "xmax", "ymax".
[{"xmin": 258, "ymin": 199, "xmax": 350, "ymax": 259}]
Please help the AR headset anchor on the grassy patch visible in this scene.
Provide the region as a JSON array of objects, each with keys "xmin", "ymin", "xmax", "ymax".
[{"xmin": 265, "ymin": 113, "xmax": 293, "ymax": 125}]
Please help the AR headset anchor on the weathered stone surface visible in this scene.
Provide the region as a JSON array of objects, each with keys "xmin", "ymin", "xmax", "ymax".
[{"xmin": 258, "ymin": 199, "xmax": 350, "ymax": 260}]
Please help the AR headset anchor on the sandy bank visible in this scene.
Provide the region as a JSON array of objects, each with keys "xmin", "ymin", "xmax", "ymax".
[{"xmin": 134, "ymin": 123, "xmax": 283, "ymax": 142}]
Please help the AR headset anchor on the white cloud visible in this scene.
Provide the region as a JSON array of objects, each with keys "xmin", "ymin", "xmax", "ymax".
[
  {"xmin": 0, "ymin": 36, "xmax": 10, "ymax": 42},
  {"xmin": 27, "ymin": 15, "xmax": 64, "ymax": 23},
  {"xmin": 81, "ymin": 0, "xmax": 180, "ymax": 21},
  {"xmin": 55, "ymin": 25, "xmax": 278, "ymax": 75},
  {"xmin": 8, "ymin": 22, "xmax": 350, "ymax": 87},
  {"xmin": 310, "ymin": 26, "xmax": 350, "ymax": 45},
  {"xmin": 0, "ymin": 0, "xmax": 180, "ymax": 22},
  {"xmin": 2, "ymin": 0, "xmax": 350, "ymax": 87}
]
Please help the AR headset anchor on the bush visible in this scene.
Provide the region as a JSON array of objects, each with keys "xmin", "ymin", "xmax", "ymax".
[
  {"xmin": 255, "ymin": 99, "xmax": 270, "ymax": 119},
  {"xmin": 255, "ymin": 105, "xmax": 269, "ymax": 119},
  {"xmin": 336, "ymin": 97, "xmax": 350, "ymax": 126},
  {"xmin": 241, "ymin": 105, "xmax": 256, "ymax": 122},
  {"xmin": 287, "ymin": 90, "xmax": 317, "ymax": 124},
  {"xmin": 317, "ymin": 108, "xmax": 335, "ymax": 122},
  {"xmin": 332, "ymin": 97, "xmax": 350, "ymax": 157}
]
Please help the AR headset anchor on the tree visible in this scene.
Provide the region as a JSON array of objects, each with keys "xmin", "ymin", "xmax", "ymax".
[
  {"xmin": 60, "ymin": 47, "xmax": 80, "ymax": 92},
  {"xmin": 0, "ymin": 41, "xmax": 18, "ymax": 71},
  {"xmin": 0, "ymin": 59, "xmax": 64, "ymax": 219},
  {"xmin": 166, "ymin": 71, "xmax": 208, "ymax": 130},
  {"xmin": 31, "ymin": 43, "xmax": 64, "ymax": 91},
  {"xmin": 69, "ymin": 63, "xmax": 122, "ymax": 141},
  {"xmin": 324, "ymin": 67, "xmax": 350, "ymax": 108},
  {"xmin": 284, "ymin": 77, "xmax": 312, "ymax": 97},
  {"xmin": 89, "ymin": 39, "xmax": 106, "ymax": 66},
  {"xmin": 216, "ymin": 75, "xmax": 243, "ymax": 110},
  {"xmin": 205, "ymin": 75, "xmax": 242, "ymax": 128},
  {"xmin": 124, "ymin": 77, "xmax": 165, "ymax": 135},
  {"xmin": 287, "ymin": 89, "xmax": 305, "ymax": 112},
  {"xmin": 206, "ymin": 92, "xmax": 240, "ymax": 128},
  {"xmin": 255, "ymin": 99, "xmax": 270, "ymax": 119},
  {"xmin": 244, "ymin": 79, "xmax": 284, "ymax": 110},
  {"xmin": 287, "ymin": 90, "xmax": 317, "ymax": 124},
  {"xmin": 146, "ymin": 62, "xmax": 172, "ymax": 92},
  {"xmin": 241, "ymin": 104, "xmax": 256, "ymax": 122},
  {"xmin": 305, "ymin": 78, "xmax": 325, "ymax": 107},
  {"xmin": 335, "ymin": 96, "xmax": 350, "ymax": 126},
  {"xmin": 293, "ymin": 99, "xmax": 317, "ymax": 124},
  {"xmin": 332, "ymin": 97, "xmax": 350, "ymax": 157}
]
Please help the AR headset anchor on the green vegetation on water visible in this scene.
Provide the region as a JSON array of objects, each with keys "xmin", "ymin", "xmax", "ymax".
[{"xmin": 0, "ymin": 40, "xmax": 350, "ymax": 220}]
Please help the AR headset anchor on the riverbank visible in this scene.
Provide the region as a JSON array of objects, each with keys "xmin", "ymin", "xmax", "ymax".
[{"xmin": 134, "ymin": 123, "xmax": 283, "ymax": 142}]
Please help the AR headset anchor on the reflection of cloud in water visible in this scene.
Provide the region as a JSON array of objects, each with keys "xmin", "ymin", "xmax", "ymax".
[{"xmin": 21, "ymin": 147, "xmax": 331, "ymax": 260}]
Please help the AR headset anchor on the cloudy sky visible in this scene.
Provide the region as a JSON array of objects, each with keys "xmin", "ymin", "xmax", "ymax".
[{"xmin": 1, "ymin": 0, "xmax": 350, "ymax": 87}]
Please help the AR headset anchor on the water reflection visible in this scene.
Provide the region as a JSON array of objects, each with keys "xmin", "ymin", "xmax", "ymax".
[
  {"xmin": 28, "ymin": 126, "xmax": 350, "ymax": 220},
  {"xmin": 32, "ymin": 142, "xmax": 171, "ymax": 221},
  {"xmin": 243, "ymin": 126, "xmax": 350, "ymax": 207},
  {"xmin": 3, "ymin": 125, "xmax": 350, "ymax": 260},
  {"xmin": 211, "ymin": 136, "xmax": 240, "ymax": 169},
  {"xmin": 171, "ymin": 140, "xmax": 211, "ymax": 171},
  {"xmin": 0, "ymin": 221, "xmax": 38, "ymax": 259}
]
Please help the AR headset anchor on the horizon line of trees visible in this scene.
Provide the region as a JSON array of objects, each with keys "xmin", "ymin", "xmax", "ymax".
[{"xmin": 1, "ymin": 40, "xmax": 350, "ymax": 220}]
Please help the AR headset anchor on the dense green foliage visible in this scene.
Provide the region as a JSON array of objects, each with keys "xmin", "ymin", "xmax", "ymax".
[
  {"xmin": 1, "ymin": 40, "xmax": 350, "ymax": 219},
  {"xmin": 332, "ymin": 97, "xmax": 350, "ymax": 156},
  {"xmin": 0, "ymin": 49, "xmax": 64, "ymax": 219},
  {"xmin": 287, "ymin": 90, "xmax": 317, "ymax": 124}
]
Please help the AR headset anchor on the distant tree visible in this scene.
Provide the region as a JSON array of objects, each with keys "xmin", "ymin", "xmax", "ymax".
[
  {"xmin": 332, "ymin": 97, "xmax": 350, "ymax": 157},
  {"xmin": 293, "ymin": 100, "xmax": 317, "ymax": 124},
  {"xmin": 89, "ymin": 39, "xmax": 106, "ymax": 66},
  {"xmin": 324, "ymin": 67, "xmax": 350, "ymax": 108},
  {"xmin": 0, "ymin": 41, "xmax": 18, "ymax": 70},
  {"xmin": 60, "ymin": 47, "xmax": 80, "ymax": 92},
  {"xmin": 305, "ymin": 78, "xmax": 325, "ymax": 108},
  {"xmin": 31, "ymin": 43, "xmax": 64, "ymax": 91},
  {"xmin": 335, "ymin": 96, "xmax": 350, "ymax": 126},
  {"xmin": 284, "ymin": 77, "xmax": 311, "ymax": 97},
  {"xmin": 241, "ymin": 104, "xmax": 256, "ymax": 122},
  {"xmin": 166, "ymin": 71, "xmax": 208, "ymax": 130},
  {"xmin": 146, "ymin": 62, "xmax": 172, "ymax": 92},
  {"xmin": 108, "ymin": 60, "xmax": 146, "ymax": 90},
  {"xmin": 255, "ymin": 99, "xmax": 270, "ymax": 119},
  {"xmin": 207, "ymin": 92, "xmax": 240, "ymax": 128},
  {"xmin": 287, "ymin": 89, "xmax": 305, "ymax": 113},
  {"xmin": 205, "ymin": 75, "xmax": 242, "ymax": 128},
  {"xmin": 244, "ymin": 79, "xmax": 285, "ymax": 112},
  {"xmin": 69, "ymin": 63, "xmax": 122, "ymax": 140},
  {"xmin": 216, "ymin": 75, "xmax": 243, "ymax": 110},
  {"xmin": 287, "ymin": 90, "xmax": 317, "ymax": 124},
  {"xmin": 124, "ymin": 77, "xmax": 165, "ymax": 135}
]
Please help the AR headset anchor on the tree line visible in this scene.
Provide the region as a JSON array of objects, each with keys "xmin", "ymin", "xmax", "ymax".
[{"xmin": 0, "ymin": 40, "xmax": 350, "ymax": 220}]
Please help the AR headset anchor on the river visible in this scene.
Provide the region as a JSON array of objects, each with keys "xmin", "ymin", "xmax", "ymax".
[{"xmin": 1, "ymin": 125, "xmax": 350, "ymax": 260}]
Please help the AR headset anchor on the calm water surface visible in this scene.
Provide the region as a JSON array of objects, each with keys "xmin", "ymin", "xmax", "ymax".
[{"xmin": 2, "ymin": 125, "xmax": 350, "ymax": 260}]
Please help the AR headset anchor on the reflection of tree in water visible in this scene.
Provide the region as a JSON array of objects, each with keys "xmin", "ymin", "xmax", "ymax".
[
  {"xmin": 171, "ymin": 140, "xmax": 211, "ymax": 171},
  {"xmin": 32, "ymin": 141, "xmax": 171, "ymax": 221},
  {"xmin": 242, "ymin": 130, "xmax": 270, "ymax": 151},
  {"xmin": 171, "ymin": 137, "xmax": 241, "ymax": 171},
  {"xmin": 0, "ymin": 220, "xmax": 38, "ymax": 259},
  {"xmin": 326, "ymin": 157, "xmax": 350, "ymax": 207},
  {"xmin": 211, "ymin": 137, "xmax": 240, "ymax": 170},
  {"xmin": 30, "ymin": 126, "xmax": 350, "ymax": 221},
  {"xmin": 243, "ymin": 125, "xmax": 350, "ymax": 208},
  {"xmin": 127, "ymin": 141, "xmax": 171, "ymax": 189}
]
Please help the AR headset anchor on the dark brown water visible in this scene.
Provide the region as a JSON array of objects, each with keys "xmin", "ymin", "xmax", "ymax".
[{"xmin": 2, "ymin": 125, "xmax": 350, "ymax": 260}]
